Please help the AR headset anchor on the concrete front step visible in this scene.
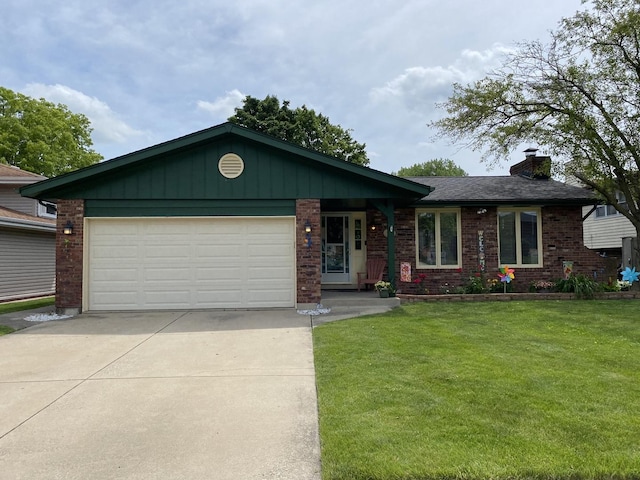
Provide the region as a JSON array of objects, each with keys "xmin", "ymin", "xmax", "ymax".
[{"xmin": 319, "ymin": 290, "xmax": 401, "ymax": 308}]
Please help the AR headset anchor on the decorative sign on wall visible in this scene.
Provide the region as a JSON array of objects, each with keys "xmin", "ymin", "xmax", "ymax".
[
  {"xmin": 478, "ymin": 230, "xmax": 486, "ymax": 272},
  {"xmin": 400, "ymin": 262, "xmax": 412, "ymax": 282},
  {"xmin": 563, "ymin": 261, "xmax": 574, "ymax": 279}
]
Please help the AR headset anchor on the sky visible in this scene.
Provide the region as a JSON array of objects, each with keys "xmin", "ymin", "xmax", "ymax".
[{"xmin": 2, "ymin": 0, "xmax": 587, "ymax": 176}]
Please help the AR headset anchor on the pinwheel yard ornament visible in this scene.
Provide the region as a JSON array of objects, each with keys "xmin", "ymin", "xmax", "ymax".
[
  {"xmin": 498, "ymin": 266, "xmax": 515, "ymax": 293},
  {"xmin": 621, "ymin": 267, "xmax": 639, "ymax": 284}
]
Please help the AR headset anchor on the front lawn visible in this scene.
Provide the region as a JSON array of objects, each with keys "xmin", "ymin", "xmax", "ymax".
[{"xmin": 313, "ymin": 300, "xmax": 640, "ymax": 480}]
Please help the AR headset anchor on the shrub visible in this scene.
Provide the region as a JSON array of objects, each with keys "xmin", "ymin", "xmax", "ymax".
[
  {"xmin": 464, "ymin": 273, "xmax": 488, "ymax": 294},
  {"xmin": 555, "ymin": 274, "xmax": 600, "ymax": 299}
]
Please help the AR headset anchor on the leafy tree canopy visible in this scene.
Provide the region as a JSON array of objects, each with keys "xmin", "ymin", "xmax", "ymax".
[
  {"xmin": 431, "ymin": 0, "xmax": 640, "ymax": 240},
  {"xmin": 228, "ymin": 95, "xmax": 369, "ymax": 166},
  {"xmin": 393, "ymin": 158, "xmax": 468, "ymax": 177},
  {"xmin": 0, "ymin": 86, "xmax": 102, "ymax": 177}
]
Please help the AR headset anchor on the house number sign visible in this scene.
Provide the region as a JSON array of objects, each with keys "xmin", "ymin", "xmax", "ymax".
[{"xmin": 478, "ymin": 230, "xmax": 486, "ymax": 272}]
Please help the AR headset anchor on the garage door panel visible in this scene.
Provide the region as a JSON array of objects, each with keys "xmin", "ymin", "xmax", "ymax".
[
  {"xmin": 92, "ymin": 291, "xmax": 140, "ymax": 307},
  {"xmin": 197, "ymin": 245, "xmax": 243, "ymax": 257},
  {"xmin": 92, "ymin": 246, "xmax": 140, "ymax": 259},
  {"xmin": 144, "ymin": 245, "xmax": 191, "ymax": 258},
  {"xmin": 248, "ymin": 266, "xmax": 293, "ymax": 280},
  {"xmin": 91, "ymin": 267, "xmax": 139, "ymax": 282},
  {"xmin": 87, "ymin": 217, "xmax": 295, "ymax": 310},
  {"xmin": 144, "ymin": 267, "xmax": 191, "ymax": 281},
  {"xmin": 196, "ymin": 267, "xmax": 242, "ymax": 281},
  {"xmin": 143, "ymin": 291, "xmax": 192, "ymax": 307}
]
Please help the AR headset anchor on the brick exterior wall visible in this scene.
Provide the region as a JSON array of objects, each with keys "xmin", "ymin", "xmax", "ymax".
[
  {"xmin": 56, "ymin": 199, "xmax": 84, "ymax": 313},
  {"xmin": 296, "ymin": 199, "xmax": 321, "ymax": 305},
  {"xmin": 368, "ymin": 205, "xmax": 606, "ymax": 294}
]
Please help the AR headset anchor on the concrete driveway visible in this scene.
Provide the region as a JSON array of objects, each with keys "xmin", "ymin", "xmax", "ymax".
[{"xmin": 0, "ymin": 310, "xmax": 320, "ymax": 480}]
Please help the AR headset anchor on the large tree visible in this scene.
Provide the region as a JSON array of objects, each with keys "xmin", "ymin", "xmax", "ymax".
[
  {"xmin": 431, "ymin": 0, "xmax": 640, "ymax": 250},
  {"xmin": 393, "ymin": 158, "xmax": 468, "ymax": 177},
  {"xmin": 228, "ymin": 95, "xmax": 369, "ymax": 166},
  {"xmin": 0, "ymin": 86, "xmax": 102, "ymax": 177}
]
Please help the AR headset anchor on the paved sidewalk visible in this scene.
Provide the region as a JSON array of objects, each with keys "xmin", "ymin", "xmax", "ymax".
[{"xmin": 0, "ymin": 310, "xmax": 320, "ymax": 480}]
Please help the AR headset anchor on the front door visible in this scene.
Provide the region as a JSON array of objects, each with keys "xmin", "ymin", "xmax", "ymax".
[{"xmin": 321, "ymin": 215, "xmax": 350, "ymax": 283}]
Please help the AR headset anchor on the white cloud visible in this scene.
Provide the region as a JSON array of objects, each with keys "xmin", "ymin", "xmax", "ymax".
[
  {"xmin": 370, "ymin": 43, "xmax": 513, "ymax": 110},
  {"xmin": 21, "ymin": 83, "xmax": 145, "ymax": 144},
  {"xmin": 197, "ymin": 89, "xmax": 245, "ymax": 120}
]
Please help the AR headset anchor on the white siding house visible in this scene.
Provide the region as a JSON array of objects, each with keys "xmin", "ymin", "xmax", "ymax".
[
  {"xmin": 0, "ymin": 164, "xmax": 56, "ymax": 301},
  {"xmin": 582, "ymin": 192, "xmax": 636, "ymax": 251},
  {"xmin": 583, "ymin": 207, "xmax": 636, "ymax": 251}
]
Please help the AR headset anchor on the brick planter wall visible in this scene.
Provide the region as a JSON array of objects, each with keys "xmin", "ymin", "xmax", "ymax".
[
  {"xmin": 55, "ymin": 199, "xmax": 84, "ymax": 314},
  {"xmin": 296, "ymin": 199, "xmax": 321, "ymax": 306},
  {"xmin": 368, "ymin": 205, "xmax": 606, "ymax": 295}
]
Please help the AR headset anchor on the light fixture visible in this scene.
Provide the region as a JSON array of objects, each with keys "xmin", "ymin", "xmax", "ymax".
[
  {"xmin": 477, "ymin": 208, "xmax": 487, "ymax": 215},
  {"xmin": 370, "ymin": 224, "xmax": 377, "ymax": 231},
  {"xmin": 304, "ymin": 220, "xmax": 312, "ymax": 248},
  {"xmin": 63, "ymin": 221, "xmax": 74, "ymax": 235}
]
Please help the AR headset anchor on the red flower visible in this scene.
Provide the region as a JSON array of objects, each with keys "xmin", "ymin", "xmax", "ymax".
[{"xmin": 475, "ymin": 272, "xmax": 481, "ymax": 277}]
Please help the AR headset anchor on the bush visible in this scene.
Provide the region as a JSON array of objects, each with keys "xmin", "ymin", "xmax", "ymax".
[
  {"xmin": 464, "ymin": 274, "xmax": 488, "ymax": 294},
  {"xmin": 601, "ymin": 281, "xmax": 621, "ymax": 292},
  {"xmin": 554, "ymin": 274, "xmax": 601, "ymax": 299}
]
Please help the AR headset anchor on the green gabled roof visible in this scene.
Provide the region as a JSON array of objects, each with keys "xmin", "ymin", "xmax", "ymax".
[{"xmin": 20, "ymin": 122, "xmax": 433, "ymax": 202}]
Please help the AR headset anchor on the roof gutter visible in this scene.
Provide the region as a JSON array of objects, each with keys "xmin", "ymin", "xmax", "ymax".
[{"xmin": 0, "ymin": 218, "xmax": 56, "ymax": 232}]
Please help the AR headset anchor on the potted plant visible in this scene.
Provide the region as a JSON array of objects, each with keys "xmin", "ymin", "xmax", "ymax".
[{"xmin": 374, "ymin": 280, "xmax": 393, "ymax": 298}]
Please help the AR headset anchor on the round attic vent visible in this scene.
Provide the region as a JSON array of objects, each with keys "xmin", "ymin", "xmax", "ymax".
[{"xmin": 218, "ymin": 153, "xmax": 245, "ymax": 179}]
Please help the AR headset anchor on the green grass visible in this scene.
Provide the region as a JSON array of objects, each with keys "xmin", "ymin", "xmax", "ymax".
[
  {"xmin": 0, "ymin": 296, "xmax": 54, "ymax": 315},
  {"xmin": 0, "ymin": 297, "xmax": 54, "ymax": 334},
  {"xmin": 0, "ymin": 325, "xmax": 15, "ymax": 336},
  {"xmin": 313, "ymin": 300, "xmax": 640, "ymax": 480}
]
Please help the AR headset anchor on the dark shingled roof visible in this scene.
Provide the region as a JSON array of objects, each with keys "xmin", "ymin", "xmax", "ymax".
[{"xmin": 407, "ymin": 176, "xmax": 598, "ymax": 206}]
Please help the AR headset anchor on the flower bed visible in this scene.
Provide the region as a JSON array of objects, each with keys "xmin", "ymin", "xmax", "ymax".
[{"xmin": 397, "ymin": 291, "xmax": 640, "ymax": 303}]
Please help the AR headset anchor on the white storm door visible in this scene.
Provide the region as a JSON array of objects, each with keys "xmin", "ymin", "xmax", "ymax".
[{"xmin": 321, "ymin": 215, "xmax": 350, "ymax": 283}]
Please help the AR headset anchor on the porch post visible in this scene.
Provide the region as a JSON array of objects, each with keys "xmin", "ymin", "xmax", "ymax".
[{"xmin": 372, "ymin": 200, "xmax": 396, "ymax": 286}]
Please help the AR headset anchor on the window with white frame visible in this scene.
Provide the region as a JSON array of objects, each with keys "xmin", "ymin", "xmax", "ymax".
[
  {"xmin": 416, "ymin": 209, "xmax": 461, "ymax": 268},
  {"xmin": 37, "ymin": 201, "xmax": 57, "ymax": 219},
  {"xmin": 498, "ymin": 208, "xmax": 542, "ymax": 267},
  {"xmin": 595, "ymin": 191, "xmax": 627, "ymax": 218}
]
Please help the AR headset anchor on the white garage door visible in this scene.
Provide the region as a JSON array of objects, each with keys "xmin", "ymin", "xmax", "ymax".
[{"xmin": 85, "ymin": 217, "xmax": 296, "ymax": 310}]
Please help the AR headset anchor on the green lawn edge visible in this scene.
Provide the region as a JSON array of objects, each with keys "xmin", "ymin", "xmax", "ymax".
[
  {"xmin": 0, "ymin": 296, "xmax": 55, "ymax": 315},
  {"xmin": 313, "ymin": 300, "xmax": 640, "ymax": 480}
]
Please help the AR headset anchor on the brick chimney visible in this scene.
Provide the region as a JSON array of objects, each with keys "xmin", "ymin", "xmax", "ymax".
[{"xmin": 509, "ymin": 148, "xmax": 551, "ymax": 179}]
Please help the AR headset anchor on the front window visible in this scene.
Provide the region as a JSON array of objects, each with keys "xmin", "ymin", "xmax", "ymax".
[
  {"xmin": 498, "ymin": 208, "xmax": 542, "ymax": 267},
  {"xmin": 416, "ymin": 209, "xmax": 460, "ymax": 268}
]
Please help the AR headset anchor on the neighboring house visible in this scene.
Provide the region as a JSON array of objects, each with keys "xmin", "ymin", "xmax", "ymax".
[
  {"xmin": 582, "ymin": 193, "xmax": 636, "ymax": 268},
  {"xmin": 0, "ymin": 164, "xmax": 56, "ymax": 301},
  {"xmin": 20, "ymin": 123, "xmax": 604, "ymax": 313}
]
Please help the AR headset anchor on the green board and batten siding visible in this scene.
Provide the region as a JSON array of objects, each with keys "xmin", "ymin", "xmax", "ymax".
[{"xmin": 21, "ymin": 124, "xmax": 432, "ymax": 214}]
